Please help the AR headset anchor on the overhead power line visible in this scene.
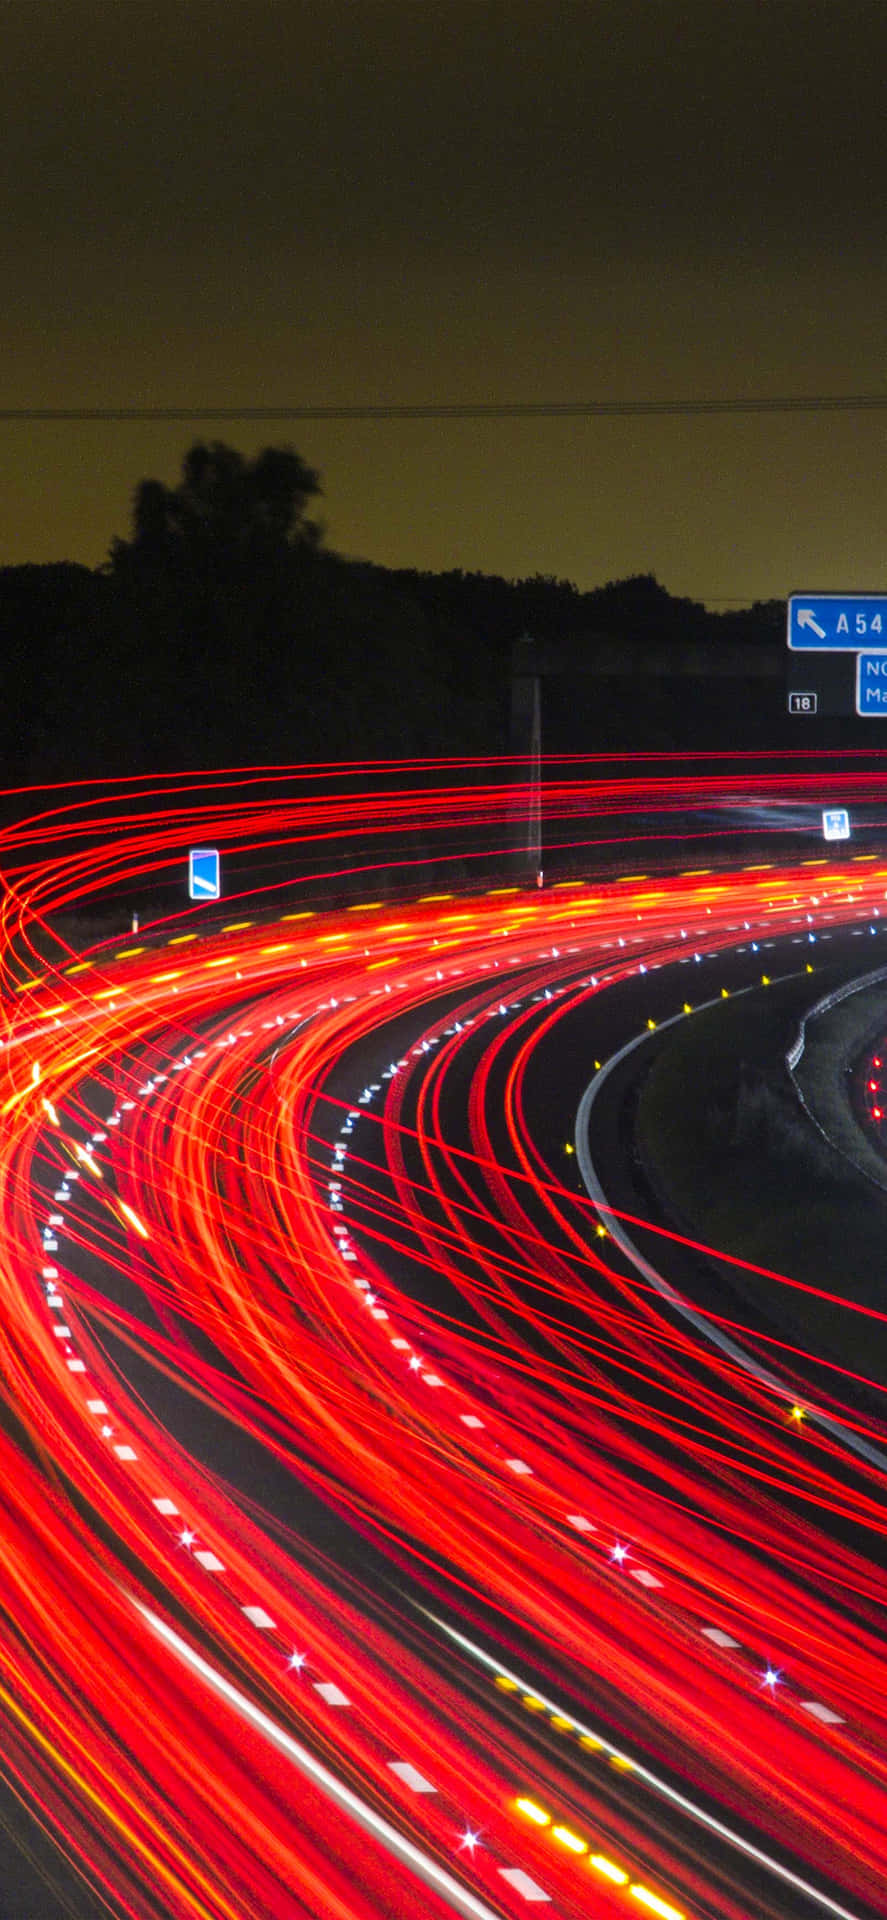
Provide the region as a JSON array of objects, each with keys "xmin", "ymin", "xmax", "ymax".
[{"xmin": 2, "ymin": 394, "xmax": 887, "ymax": 422}]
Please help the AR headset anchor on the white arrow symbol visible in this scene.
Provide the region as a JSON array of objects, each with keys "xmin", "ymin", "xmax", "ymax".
[{"xmin": 797, "ymin": 609, "xmax": 827, "ymax": 639}]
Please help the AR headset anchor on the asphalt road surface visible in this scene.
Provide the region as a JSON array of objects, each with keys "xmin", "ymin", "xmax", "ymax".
[{"xmin": 1, "ymin": 820, "xmax": 886, "ymax": 1920}]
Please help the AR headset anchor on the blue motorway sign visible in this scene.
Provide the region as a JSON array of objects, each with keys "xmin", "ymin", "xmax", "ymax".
[
  {"xmin": 188, "ymin": 848, "xmax": 221, "ymax": 900},
  {"xmin": 856, "ymin": 652, "xmax": 887, "ymax": 716},
  {"xmin": 788, "ymin": 593, "xmax": 887, "ymax": 649}
]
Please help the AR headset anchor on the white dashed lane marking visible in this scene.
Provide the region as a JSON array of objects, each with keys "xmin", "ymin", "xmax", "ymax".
[
  {"xmin": 242, "ymin": 1605, "xmax": 275, "ymax": 1630},
  {"xmin": 497, "ymin": 1866, "xmax": 550, "ymax": 1902},
  {"xmin": 387, "ymin": 1760, "xmax": 436, "ymax": 1794},
  {"xmin": 801, "ymin": 1701, "xmax": 845, "ymax": 1725},
  {"xmin": 314, "ymin": 1681, "xmax": 350, "ymax": 1708}
]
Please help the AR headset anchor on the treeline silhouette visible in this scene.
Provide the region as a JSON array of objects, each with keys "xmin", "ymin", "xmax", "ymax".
[{"xmin": 1, "ymin": 441, "xmax": 789, "ymax": 782}]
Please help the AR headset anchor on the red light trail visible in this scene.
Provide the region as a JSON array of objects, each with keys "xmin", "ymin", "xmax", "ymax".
[{"xmin": 0, "ymin": 757, "xmax": 884, "ymax": 1918}]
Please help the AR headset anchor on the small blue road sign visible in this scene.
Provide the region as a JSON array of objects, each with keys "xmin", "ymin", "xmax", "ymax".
[
  {"xmin": 188, "ymin": 848, "xmax": 221, "ymax": 899},
  {"xmin": 856, "ymin": 653, "xmax": 887, "ymax": 716},
  {"xmin": 822, "ymin": 808, "xmax": 850, "ymax": 843},
  {"xmin": 788, "ymin": 594, "xmax": 887, "ymax": 650}
]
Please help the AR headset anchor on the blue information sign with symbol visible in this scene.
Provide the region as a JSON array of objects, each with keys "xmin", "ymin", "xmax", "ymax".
[
  {"xmin": 188, "ymin": 848, "xmax": 221, "ymax": 900},
  {"xmin": 856, "ymin": 653, "xmax": 887, "ymax": 715},
  {"xmin": 788, "ymin": 593, "xmax": 887, "ymax": 650}
]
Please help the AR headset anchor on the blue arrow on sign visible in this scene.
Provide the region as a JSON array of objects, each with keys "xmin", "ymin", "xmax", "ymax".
[
  {"xmin": 788, "ymin": 593, "xmax": 887, "ymax": 649},
  {"xmin": 188, "ymin": 848, "xmax": 221, "ymax": 900}
]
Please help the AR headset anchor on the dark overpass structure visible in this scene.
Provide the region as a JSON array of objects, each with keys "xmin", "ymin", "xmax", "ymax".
[
  {"xmin": 509, "ymin": 631, "xmax": 783, "ymax": 877},
  {"xmin": 510, "ymin": 630, "xmax": 782, "ymax": 755}
]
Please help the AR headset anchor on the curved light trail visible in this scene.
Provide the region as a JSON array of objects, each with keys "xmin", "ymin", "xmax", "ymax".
[
  {"xmin": 575, "ymin": 1007, "xmax": 887, "ymax": 1476},
  {"xmin": 0, "ymin": 758, "xmax": 884, "ymax": 1919}
]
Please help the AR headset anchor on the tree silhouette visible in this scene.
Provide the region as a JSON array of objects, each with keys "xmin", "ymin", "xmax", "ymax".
[
  {"xmin": 110, "ymin": 441, "xmax": 322, "ymax": 568},
  {"xmin": 101, "ymin": 443, "xmax": 331, "ymax": 766}
]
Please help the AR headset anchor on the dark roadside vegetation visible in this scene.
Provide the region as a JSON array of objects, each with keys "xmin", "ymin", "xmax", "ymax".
[
  {"xmin": 0, "ymin": 436, "xmax": 822, "ymax": 788},
  {"xmin": 634, "ymin": 966, "xmax": 887, "ymax": 1391},
  {"xmin": 4, "ymin": 436, "xmax": 852, "ymax": 959}
]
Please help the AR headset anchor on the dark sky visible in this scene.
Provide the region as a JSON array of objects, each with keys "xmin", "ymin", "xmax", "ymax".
[{"xmin": 4, "ymin": 0, "xmax": 887, "ymax": 600}]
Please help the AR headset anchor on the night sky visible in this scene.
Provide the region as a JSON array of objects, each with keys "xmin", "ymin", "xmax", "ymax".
[{"xmin": 5, "ymin": 0, "xmax": 887, "ymax": 602}]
